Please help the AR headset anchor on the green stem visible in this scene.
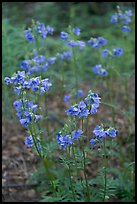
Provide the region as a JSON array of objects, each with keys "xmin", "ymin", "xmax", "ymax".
[
  {"xmin": 72, "ymin": 47, "xmax": 78, "ymax": 102},
  {"xmin": 81, "ymin": 117, "xmax": 90, "ymax": 202},
  {"xmin": 45, "ymin": 92, "xmax": 49, "ymax": 137},
  {"xmin": 103, "ymin": 138, "xmax": 107, "ymax": 202},
  {"xmin": 68, "ymin": 147, "xmax": 76, "ymax": 201},
  {"xmin": 72, "ymin": 144, "xmax": 79, "ymax": 177}
]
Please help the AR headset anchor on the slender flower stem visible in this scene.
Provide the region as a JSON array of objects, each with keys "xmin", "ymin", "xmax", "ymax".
[
  {"xmin": 103, "ymin": 138, "xmax": 107, "ymax": 202},
  {"xmin": 67, "ymin": 147, "xmax": 76, "ymax": 201},
  {"xmin": 45, "ymin": 92, "xmax": 50, "ymax": 137},
  {"xmin": 72, "ymin": 47, "xmax": 78, "ymax": 102},
  {"xmin": 81, "ymin": 117, "xmax": 90, "ymax": 202},
  {"xmin": 72, "ymin": 144, "xmax": 79, "ymax": 177}
]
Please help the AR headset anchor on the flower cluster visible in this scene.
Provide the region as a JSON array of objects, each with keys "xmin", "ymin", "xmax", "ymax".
[
  {"xmin": 59, "ymin": 50, "xmax": 72, "ymax": 60},
  {"xmin": 13, "ymin": 99, "xmax": 42, "ymax": 128},
  {"xmin": 24, "ymin": 21, "xmax": 54, "ymax": 42},
  {"xmin": 90, "ymin": 125, "xmax": 118, "ymax": 146},
  {"xmin": 88, "ymin": 37, "xmax": 108, "ymax": 48},
  {"xmin": 60, "ymin": 27, "xmax": 85, "ymax": 50},
  {"xmin": 20, "ymin": 53, "xmax": 56, "ymax": 75},
  {"xmin": 56, "ymin": 129, "xmax": 83, "ymax": 150},
  {"xmin": 92, "ymin": 64, "xmax": 108, "ymax": 77},
  {"xmin": 66, "ymin": 90, "xmax": 101, "ymax": 117},
  {"xmin": 102, "ymin": 47, "xmax": 123, "ymax": 58},
  {"xmin": 110, "ymin": 6, "xmax": 132, "ymax": 32},
  {"xmin": 5, "ymin": 71, "xmax": 52, "ymax": 95}
]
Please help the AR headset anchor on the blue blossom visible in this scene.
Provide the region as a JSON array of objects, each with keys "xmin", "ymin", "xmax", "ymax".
[
  {"xmin": 106, "ymin": 129, "xmax": 118, "ymax": 138},
  {"xmin": 97, "ymin": 37, "xmax": 108, "ymax": 47},
  {"xmin": 41, "ymin": 78, "xmax": 52, "ymax": 91},
  {"xmin": 88, "ymin": 37, "xmax": 108, "ymax": 48},
  {"xmin": 64, "ymin": 95, "xmax": 71, "ymax": 103},
  {"xmin": 46, "ymin": 26, "xmax": 54, "ymax": 35},
  {"xmin": 20, "ymin": 60, "xmax": 31, "ymax": 70},
  {"xmin": 24, "ymin": 30, "xmax": 35, "ymax": 42},
  {"xmin": 93, "ymin": 125, "xmax": 107, "ymax": 138},
  {"xmin": 14, "ymin": 86, "xmax": 22, "ymax": 95},
  {"xmin": 66, "ymin": 105, "xmax": 80, "ymax": 116},
  {"xmin": 56, "ymin": 132, "xmax": 73, "ymax": 150},
  {"xmin": 77, "ymin": 89, "xmax": 83, "ymax": 98},
  {"xmin": 122, "ymin": 15, "xmax": 131, "ymax": 24},
  {"xmin": 68, "ymin": 41, "xmax": 78, "ymax": 47},
  {"xmin": 90, "ymin": 138, "xmax": 96, "ymax": 146},
  {"xmin": 13, "ymin": 100, "xmax": 22, "ymax": 109},
  {"xmin": 48, "ymin": 57, "xmax": 56, "ymax": 65},
  {"xmin": 72, "ymin": 129, "xmax": 83, "ymax": 140},
  {"xmin": 37, "ymin": 22, "xmax": 46, "ymax": 33},
  {"xmin": 24, "ymin": 135, "xmax": 42, "ymax": 151},
  {"xmin": 24, "ymin": 135, "xmax": 34, "ymax": 147},
  {"xmin": 34, "ymin": 55, "xmax": 46, "ymax": 64},
  {"xmin": 125, "ymin": 9, "xmax": 132, "ymax": 17},
  {"xmin": 41, "ymin": 63, "xmax": 49, "ymax": 71},
  {"xmin": 73, "ymin": 27, "xmax": 80, "ymax": 36},
  {"xmin": 20, "ymin": 118, "xmax": 30, "ymax": 128},
  {"xmin": 118, "ymin": 12, "xmax": 123, "ymax": 19},
  {"xmin": 102, "ymin": 49, "xmax": 109, "ymax": 58},
  {"xmin": 100, "ymin": 69, "xmax": 108, "ymax": 76},
  {"xmin": 4, "ymin": 77, "xmax": 12, "ymax": 85},
  {"xmin": 93, "ymin": 64, "xmax": 108, "ymax": 77},
  {"xmin": 77, "ymin": 41, "xmax": 85, "ymax": 49},
  {"xmin": 113, "ymin": 48, "xmax": 123, "ymax": 57},
  {"xmin": 84, "ymin": 91, "xmax": 101, "ymax": 115},
  {"xmin": 78, "ymin": 100, "xmax": 89, "ymax": 118},
  {"xmin": 34, "ymin": 115, "xmax": 42, "ymax": 122},
  {"xmin": 110, "ymin": 14, "xmax": 118, "ymax": 23},
  {"xmin": 122, "ymin": 25, "xmax": 131, "ymax": 32},
  {"xmin": 60, "ymin": 50, "xmax": 72, "ymax": 60},
  {"xmin": 61, "ymin": 31, "xmax": 68, "ymax": 40},
  {"xmin": 90, "ymin": 105, "xmax": 98, "ymax": 114},
  {"xmin": 90, "ymin": 125, "xmax": 118, "ymax": 147}
]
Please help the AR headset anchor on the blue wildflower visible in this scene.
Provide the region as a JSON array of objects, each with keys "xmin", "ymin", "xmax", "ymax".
[
  {"xmin": 102, "ymin": 49, "xmax": 109, "ymax": 58},
  {"xmin": 122, "ymin": 15, "xmax": 131, "ymax": 24},
  {"xmin": 90, "ymin": 125, "xmax": 118, "ymax": 147},
  {"xmin": 77, "ymin": 41, "xmax": 85, "ymax": 49},
  {"xmin": 46, "ymin": 26, "xmax": 54, "ymax": 35},
  {"xmin": 88, "ymin": 37, "xmax": 108, "ymax": 48},
  {"xmin": 90, "ymin": 138, "xmax": 96, "ymax": 146},
  {"xmin": 106, "ymin": 129, "xmax": 118, "ymax": 138},
  {"xmin": 60, "ymin": 50, "xmax": 72, "ymax": 60},
  {"xmin": 68, "ymin": 41, "xmax": 78, "ymax": 47},
  {"xmin": 113, "ymin": 48, "xmax": 123, "ymax": 57},
  {"xmin": 24, "ymin": 30, "xmax": 35, "ymax": 42},
  {"xmin": 66, "ymin": 104, "xmax": 80, "ymax": 116},
  {"xmin": 64, "ymin": 95, "xmax": 71, "ymax": 103},
  {"xmin": 60, "ymin": 31, "xmax": 68, "ymax": 40},
  {"xmin": 56, "ymin": 132, "xmax": 73, "ymax": 150},
  {"xmin": 78, "ymin": 100, "xmax": 89, "ymax": 118},
  {"xmin": 20, "ymin": 60, "xmax": 31, "ymax": 70},
  {"xmin": 122, "ymin": 25, "xmax": 131, "ymax": 32},
  {"xmin": 48, "ymin": 57, "xmax": 56, "ymax": 65},
  {"xmin": 77, "ymin": 89, "xmax": 83, "ymax": 98},
  {"xmin": 72, "ymin": 129, "xmax": 83, "ymax": 140},
  {"xmin": 125, "ymin": 9, "xmax": 132, "ymax": 17},
  {"xmin": 4, "ymin": 77, "xmax": 12, "ymax": 85},
  {"xmin": 110, "ymin": 14, "xmax": 118, "ymax": 23},
  {"xmin": 24, "ymin": 135, "xmax": 34, "ymax": 147},
  {"xmin": 93, "ymin": 125, "xmax": 107, "ymax": 138},
  {"xmin": 73, "ymin": 27, "xmax": 80, "ymax": 36}
]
